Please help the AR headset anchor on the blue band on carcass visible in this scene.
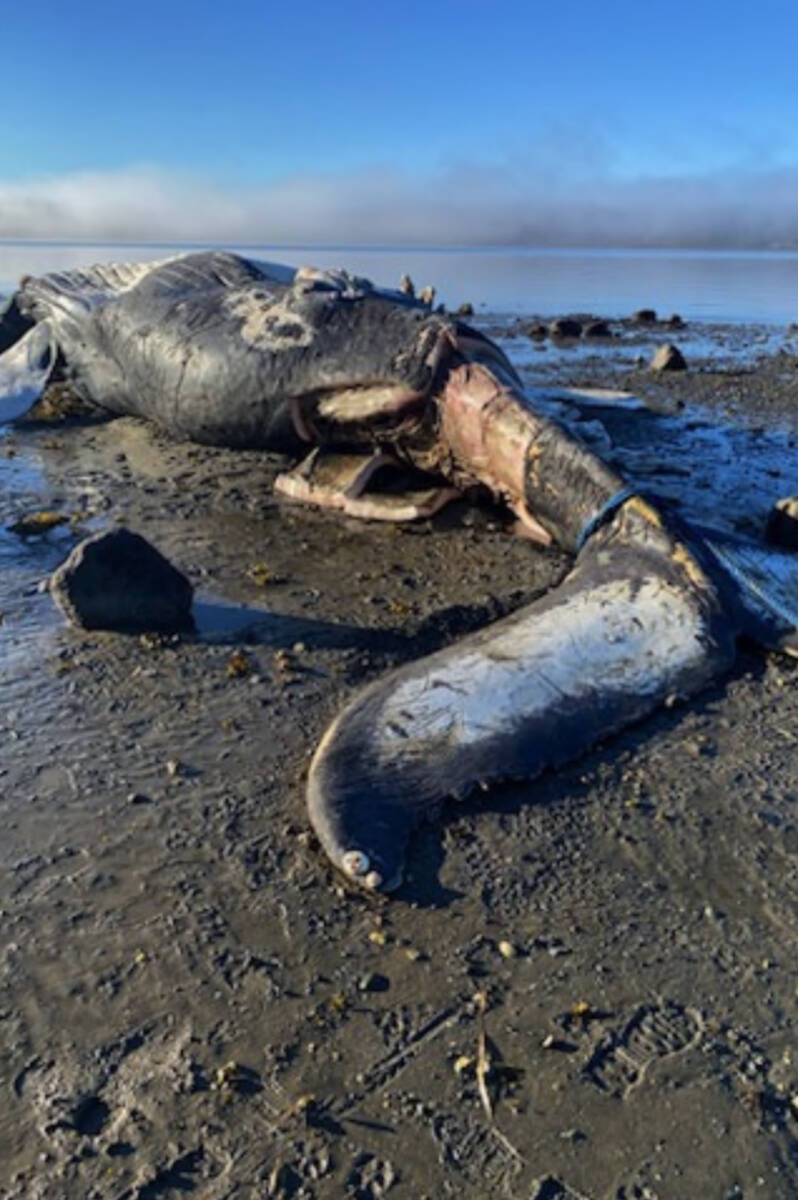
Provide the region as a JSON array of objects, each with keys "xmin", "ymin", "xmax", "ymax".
[{"xmin": 574, "ymin": 486, "xmax": 638, "ymax": 552}]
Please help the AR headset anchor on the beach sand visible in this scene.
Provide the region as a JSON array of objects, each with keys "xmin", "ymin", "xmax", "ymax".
[{"xmin": 1, "ymin": 322, "xmax": 798, "ymax": 1199}]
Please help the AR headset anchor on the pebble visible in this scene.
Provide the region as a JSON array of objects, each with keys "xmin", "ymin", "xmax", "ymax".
[
  {"xmin": 126, "ymin": 791, "xmax": 152, "ymax": 805},
  {"xmin": 358, "ymin": 972, "xmax": 389, "ymax": 993}
]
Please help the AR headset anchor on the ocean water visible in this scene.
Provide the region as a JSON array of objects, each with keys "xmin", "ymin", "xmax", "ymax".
[{"xmin": 2, "ymin": 240, "xmax": 798, "ymax": 325}]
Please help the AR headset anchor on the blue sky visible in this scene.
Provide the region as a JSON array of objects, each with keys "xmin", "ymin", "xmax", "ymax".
[{"xmin": 4, "ymin": 0, "xmax": 798, "ymax": 245}]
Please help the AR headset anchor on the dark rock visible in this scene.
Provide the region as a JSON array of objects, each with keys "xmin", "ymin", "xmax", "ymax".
[
  {"xmin": 765, "ymin": 497, "xmax": 798, "ymax": 549},
  {"xmin": 549, "ymin": 317, "xmax": 582, "ymax": 339},
  {"xmin": 526, "ymin": 322, "xmax": 548, "ymax": 340},
  {"xmin": 0, "ymin": 293, "xmax": 34, "ymax": 354},
  {"xmin": 50, "ymin": 528, "xmax": 194, "ymax": 632},
  {"xmin": 456, "ymin": 302, "xmax": 474, "ymax": 317},
  {"xmin": 649, "ymin": 343, "xmax": 687, "ymax": 372},
  {"xmin": 665, "ymin": 313, "xmax": 686, "ymax": 330},
  {"xmin": 127, "ymin": 792, "xmax": 152, "ymax": 805},
  {"xmin": 583, "ymin": 319, "xmax": 612, "ymax": 339},
  {"xmin": 633, "ymin": 308, "xmax": 658, "ymax": 324},
  {"xmin": 358, "ymin": 972, "xmax": 390, "ymax": 993}
]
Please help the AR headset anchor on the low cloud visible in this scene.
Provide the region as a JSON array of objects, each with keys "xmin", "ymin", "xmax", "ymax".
[{"xmin": 2, "ymin": 162, "xmax": 798, "ymax": 248}]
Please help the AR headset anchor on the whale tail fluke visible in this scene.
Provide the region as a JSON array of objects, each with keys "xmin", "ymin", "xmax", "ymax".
[
  {"xmin": 307, "ymin": 497, "xmax": 737, "ymax": 892},
  {"xmin": 688, "ymin": 524, "xmax": 798, "ymax": 657}
]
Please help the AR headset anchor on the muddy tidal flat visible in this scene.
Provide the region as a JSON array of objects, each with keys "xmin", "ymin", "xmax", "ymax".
[{"xmin": 2, "ymin": 317, "xmax": 798, "ymax": 1200}]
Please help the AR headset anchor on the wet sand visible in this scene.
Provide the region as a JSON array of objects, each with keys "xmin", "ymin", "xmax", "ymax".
[{"xmin": 1, "ymin": 320, "xmax": 798, "ymax": 1199}]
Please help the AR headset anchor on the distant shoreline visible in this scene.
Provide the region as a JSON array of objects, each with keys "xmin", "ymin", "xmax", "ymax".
[
  {"xmin": 2, "ymin": 237, "xmax": 798, "ymax": 258},
  {"xmin": 2, "ymin": 242, "xmax": 797, "ymax": 325}
]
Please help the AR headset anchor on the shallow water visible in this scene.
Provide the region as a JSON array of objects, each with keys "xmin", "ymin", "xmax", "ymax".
[
  {"xmin": 489, "ymin": 319, "xmax": 791, "ymax": 369},
  {"xmin": 3, "ymin": 240, "xmax": 798, "ymax": 324}
]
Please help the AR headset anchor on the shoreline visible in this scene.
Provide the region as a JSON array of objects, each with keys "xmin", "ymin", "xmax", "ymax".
[
  {"xmin": 2, "ymin": 324, "xmax": 798, "ymax": 1199},
  {"xmin": 5, "ymin": 245, "xmax": 798, "ymax": 324}
]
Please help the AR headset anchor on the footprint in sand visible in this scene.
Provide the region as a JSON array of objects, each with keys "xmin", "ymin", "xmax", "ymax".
[
  {"xmin": 584, "ymin": 1002, "xmax": 703, "ymax": 1098},
  {"xmin": 346, "ymin": 1151, "xmax": 397, "ymax": 1200},
  {"xmin": 528, "ymin": 1176, "xmax": 596, "ymax": 1200}
]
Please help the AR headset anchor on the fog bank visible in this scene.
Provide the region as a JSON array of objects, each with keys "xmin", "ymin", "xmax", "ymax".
[{"xmin": 2, "ymin": 162, "xmax": 798, "ymax": 249}]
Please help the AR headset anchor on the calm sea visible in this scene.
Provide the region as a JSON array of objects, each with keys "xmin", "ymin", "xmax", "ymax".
[{"xmin": 2, "ymin": 241, "xmax": 798, "ymax": 325}]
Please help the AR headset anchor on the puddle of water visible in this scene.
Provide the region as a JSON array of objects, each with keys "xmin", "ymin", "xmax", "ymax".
[
  {"xmin": 527, "ymin": 385, "xmax": 796, "ymax": 538},
  {"xmin": 0, "ymin": 550, "xmax": 63, "ymax": 682},
  {"xmin": 0, "ymin": 433, "xmax": 49, "ymax": 502}
]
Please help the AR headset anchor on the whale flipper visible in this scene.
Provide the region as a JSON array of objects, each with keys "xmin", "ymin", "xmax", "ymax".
[
  {"xmin": 0, "ymin": 324, "xmax": 57, "ymax": 423},
  {"xmin": 307, "ymin": 498, "xmax": 736, "ymax": 892}
]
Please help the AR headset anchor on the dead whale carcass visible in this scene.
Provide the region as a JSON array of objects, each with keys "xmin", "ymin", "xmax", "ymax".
[
  {"xmin": 1, "ymin": 251, "xmax": 796, "ymax": 892},
  {"xmin": 0, "ymin": 251, "xmax": 518, "ymax": 522}
]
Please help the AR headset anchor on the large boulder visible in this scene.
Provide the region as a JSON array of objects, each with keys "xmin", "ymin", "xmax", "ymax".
[{"xmin": 50, "ymin": 528, "xmax": 194, "ymax": 632}]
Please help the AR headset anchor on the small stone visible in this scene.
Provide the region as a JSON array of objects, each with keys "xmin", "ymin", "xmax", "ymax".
[
  {"xmin": 583, "ymin": 319, "xmax": 612, "ymax": 339},
  {"xmin": 358, "ymin": 972, "xmax": 389, "ymax": 993},
  {"xmin": 541, "ymin": 1034, "xmax": 578, "ymax": 1052},
  {"xmin": 632, "ymin": 308, "xmax": 658, "ymax": 324},
  {"xmin": 127, "ymin": 792, "xmax": 151, "ymax": 805},
  {"xmin": 765, "ymin": 496, "xmax": 798, "ymax": 550},
  {"xmin": 498, "ymin": 940, "xmax": 517, "ymax": 959},
  {"xmin": 526, "ymin": 322, "xmax": 548, "ymax": 340},
  {"xmin": 649, "ymin": 343, "xmax": 687, "ymax": 372},
  {"xmin": 456, "ymin": 302, "xmax": 474, "ymax": 317}
]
